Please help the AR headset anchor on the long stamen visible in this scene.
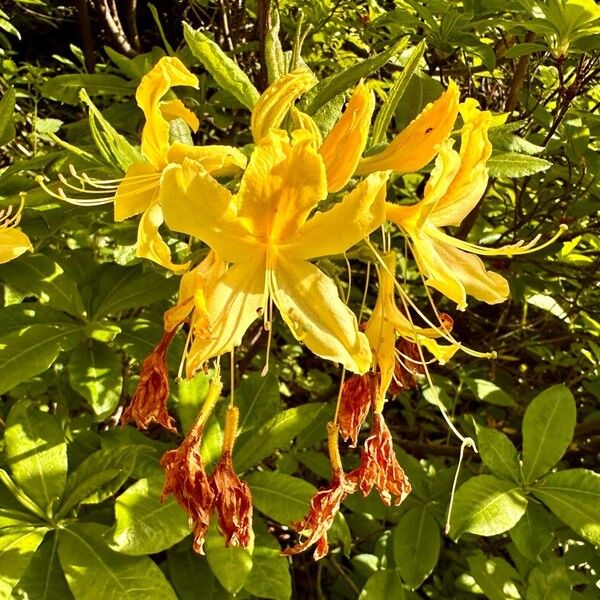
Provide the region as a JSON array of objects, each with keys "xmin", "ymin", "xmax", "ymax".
[{"xmin": 0, "ymin": 197, "xmax": 24, "ymax": 229}]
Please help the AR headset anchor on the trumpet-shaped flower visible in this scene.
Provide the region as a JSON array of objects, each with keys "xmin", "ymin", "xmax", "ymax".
[
  {"xmin": 162, "ymin": 128, "xmax": 390, "ymax": 375},
  {"xmin": 0, "ymin": 203, "xmax": 32, "ymax": 264},
  {"xmin": 386, "ymin": 100, "xmax": 564, "ymax": 309}
]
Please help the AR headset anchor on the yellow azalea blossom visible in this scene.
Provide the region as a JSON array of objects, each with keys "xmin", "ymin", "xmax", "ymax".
[
  {"xmin": 113, "ymin": 56, "xmax": 247, "ymax": 273},
  {"xmin": 356, "ymin": 81, "xmax": 460, "ymax": 175},
  {"xmin": 365, "ymin": 251, "xmax": 458, "ymax": 406},
  {"xmin": 0, "ymin": 202, "xmax": 32, "ymax": 264},
  {"xmin": 162, "ymin": 128, "xmax": 390, "ymax": 375},
  {"xmin": 386, "ymin": 99, "xmax": 564, "ymax": 309}
]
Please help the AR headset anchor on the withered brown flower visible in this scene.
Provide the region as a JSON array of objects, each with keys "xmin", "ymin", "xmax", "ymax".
[
  {"xmin": 161, "ymin": 420, "xmax": 214, "ymax": 553},
  {"xmin": 338, "ymin": 373, "xmax": 379, "ymax": 446},
  {"xmin": 121, "ymin": 327, "xmax": 178, "ymax": 432},
  {"xmin": 283, "ymin": 469, "xmax": 356, "ymax": 560},
  {"xmin": 354, "ymin": 412, "xmax": 411, "ymax": 506}
]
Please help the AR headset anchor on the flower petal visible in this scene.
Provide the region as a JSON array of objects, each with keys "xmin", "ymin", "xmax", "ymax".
[
  {"xmin": 236, "ymin": 129, "xmax": 327, "ymax": 240},
  {"xmin": 161, "ymin": 160, "xmax": 257, "ymax": 263},
  {"xmin": 319, "ymin": 82, "xmax": 375, "ymax": 192},
  {"xmin": 251, "ymin": 69, "xmax": 317, "ymax": 142},
  {"xmin": 290, "ymin": 107, "xmax": 323, "ymax": 146},
  {"xmin": 0, "ymin": 226, "xmax": 32, "ymax": 264},
  {"xmin": 167, "ymin": 142, "xmax": 247, "ymax": 176},
  {"xmin": 356, "ymin": 80, "xmax": 459, "ymax": 175},
  {"xmin": 136, "ymin": 57, "xmax": 198, "ymax": 168},
  {"xmin": 185, "ymin": 257, "xmax": 266, "ymax": 375},
  {"xmin": 137, "ymin": 203, "xmax": 190, "ymax": 273},
  {"xmin": 160, "ymin": 98, "xmax": 200, "ymax": 132},
  {"xmin": 271, "ymin": 257, "xmax": 371, "ymax": 373},
  {"xmin": 283, "ymin": 171, "xmax": 388, "ymax": 260},
  {"xmin": 114, "ymin": 162, "xmax": 160, "ymax": 221}
]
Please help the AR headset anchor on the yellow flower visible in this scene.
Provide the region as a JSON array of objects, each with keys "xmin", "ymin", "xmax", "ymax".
[
  {"xmin": 356, "ymin": 81, "xmax": 460, "ymax": 175},
  {"xmin": 365, "ymin": 251, "xmax": 457, "ymax": 407},
  {"xmin": 0, "ymin": 202, "xmax": 32, "ymax": 264},
  {"xmin": 386, "ymin": 100, "xmax": 564, "ymax": 309},
  {"xmin": 113, "ymin": 57, "xmax": 247, "ymax": 273},
  {"xmin": 162, "ymin": 128, "xmax": 390, "ymax": 375}
]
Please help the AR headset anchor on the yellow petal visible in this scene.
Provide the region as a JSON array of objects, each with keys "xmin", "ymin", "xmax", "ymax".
[
  {"xmin": 137, "ymin": 57, "xmax": 198, "ymax": 168},
  {"xmin": 161, "ymin": 160, "xmax": 256, "ymax": 263},
  {"xmin": 271, "ymin": 257, "xmax": 372, "ymax": 374},
  {"xmin": 160, "ymin": 99, "xmax": 200, "ymax": 132},
  {"xmin": 251, "ymin": 69, "xmax": 318, "ymax": 142},
  {"xmin": 167, "ymin": 142, "xmax": 247, "ymax": 176},
  {"xmin": 283, "ymin": 171, "xmax": 389, "ymax": 260},
  {"xmin": 428, "ymin": 99, "xmax": 493, "ymax": 227},
  {"xmin": 136, "ymin": 203, "xmax": 190, "ymax": 273},
  {"xmin": 236, "ymin": 129, "xmax": 327, "ymax": 240},
  {"xmin": 185, "ymin": 257, "xmax": 266, "ymax": 375},
  {"xmin": 0, "ymin": 226, "xmax": 32, "ymax": 264},
  {"xmin": 114, "ymin": 162, "xmax": 160, "ymax": 221},
  {"xmin": 290, "ymin": 107, "xmax": 323, "ymax": 146},
  {"xmin": 356, "ymin": 80, "xmax": 460, "ymax": 175},
  {"xmin": 319, "ymin": 82, "xmax": 375, "ymax": 192}
]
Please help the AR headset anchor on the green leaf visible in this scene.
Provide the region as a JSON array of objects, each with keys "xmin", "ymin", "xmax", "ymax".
[
  {"xmin": 0, "ymin": 86, "xmax": 16, "ymax": 146},
  {"xmin": 503, "ymin": 43, "xmax": 548, "ymax": 58},
  {"xmin": 69, "ymin": 340, "xmax": 123, "ymax": 421},
  {"xmin": 532, "ymin": 469, "xmax": 600, "ymax": 545},
  {"xmin": 235, "ymin": 403, "xmax": 327, "ymax": 472},
  {"xmin": 359, "ymin": 569, "xmax": 405, "ymax": 599},
  {"xmin": 476, "ymin": 426, "xmax": 521, "ymax": 482},
  {"xmin": 510, "ymin": 503, "xmax": 555, "ymax": 561},
  {"xmin": 246, "ymin": 471, "xmax": 315, "ymax": 524},
  {"xmin": 110, "ymin": 476, "xmax": 190, "ymax": 555},
  {"xmin": 204, "ymin": 522, "xmax": 253, "ymax": 595},
  {"xmin": 300, "ymin": 37, "xmax": 408, "ymax": 115},
  {"xmin": 175, "ymin": 371, "xmax": 210, "ymax": 434},
  {"xmin": 0, "ymin": 527, "xmax": 48, "ymax": 598},
  {"xmin": 15, "ymin": 533, "xmax": 73, "ymax": 600},
  {"xmin": 0, "ymin": 324, "xmax": 84, "ymax": 394},
  {"xmin": 0, "ymin": 303, "xmax": 75, "ymax": 336},
  {"xmin": 393, "ymin": 507, "xmax": 440, "ymax": 590},
  {"xmin": 466, "ymin": 378, "xmax": 516, "ymax": 406},
  {"xmin": 450, "ymin": 475, "xmax": 528, "ymax": 538},
  {"xmin": 522, "ymin": 385, "xmax": 576, "ymax": 483},
  {"xmin": 467, "ymin": 552, "xmax": 522, "ymax": 600},
  {"xmin": 264, "ymin": 10, "xmax": 285, "ymax": 83},
  {"xmin": 57, "ymin": 523, "xmax": 177, "ymax": 600},
  {"xmin": 236, "ymin": 372, "xmax": 281, "ymax": 435},
  {"xmin": 183, "ymin": 23, "xmax": 259, "ymax": 109},
  {"xmin": 487, "ymin": 152, "xmax": 552, "ymax": 177},
  {"xmin": 42, "ymin": 74, "xmax": 134, "ymax": 105},
  {"xmin": 0, "ymin": 469, "xmax": 47, "ymax": 521},
  {"xmin": 0, "ymin": 254, "xmax": 86, "ymax": 317},
  {"xmin": 167, "ymin": 546, "xmax": 224, "ymax": 600},
  {"xmin": 5, "ymin": 400, "xmax": 68, "ymax": 512},
  {"xmin": 527, "ymin": 558, "xmax": 571, "ymax": 600},
  {"xmin": 91, "ymin": 263, "xmax": 177, "ymax": 319}
]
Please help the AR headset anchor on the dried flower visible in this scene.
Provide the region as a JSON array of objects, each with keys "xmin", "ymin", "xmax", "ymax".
[
  {"xmin": 354, "ymin": 412, "xmax": 411, "ymax": 506},
  {"xmin": 121, "ymin": 327, "xmax": 178, "ymax": 432},
  {"xmin": 338, "ymin": 373, "xmax": 379, "ymax": 446}
]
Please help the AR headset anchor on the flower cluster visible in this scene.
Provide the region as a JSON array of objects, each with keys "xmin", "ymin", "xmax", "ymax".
[{"xmin": 38, "ymin": 56, "xmax": 564, "ymax": 558}]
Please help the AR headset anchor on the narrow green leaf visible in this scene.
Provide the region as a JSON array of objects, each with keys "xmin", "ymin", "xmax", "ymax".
[
  {"xmin": 527, "ymin": 558, "xmax": 571, "ymax": 600},
  {"xmin": 0, "ymin": 324, "xmax": 84, "ymax": 394},
  {"xmin": 0, "ymin": 527, "xmax": 48, "ymax": 598},
  {"xmin": 110, "ymin": 476, "xmax": 190, "ymax": 555},
  {"xmin": 476, "ymin": 426, "xmax": 521, "ymax": 482},
  {"xmin": 0, "ymin": 469, "xmax": 47, "ymax": 521},
  {"xmin": 372, "ymin": 40, "xmax": 425, "ymax": 145},
  {"xmin": 42, "ymin": 74, "xmax": 134, "ymax": 105},
  {"xmin": 5, "ymin": 400, "xmax": 68, "ymax": 512},
  {"xmin": 359, "ymin": 569, "xmax": 405, "ymax": 599},
  {"xmin": 450, "ymin": 475, "xmax": 528, "ymax": 538},
  {"xmin": 183, "ymin": 23, "xmax": 259, "ymax": 109},
  {"xmin": 510, "ymin": 503, "xmax": 555, "ymax": 561},
  {"xmin": 264, "ymin": 10, "xmax": 286, "ymax": 83},
  {"xmin": 487, "ymin": 152, "xmax": 552, "ymax": 177},
  {"xmin": 522, "ymin": 385, "xmax": 576, "ymax": 483},
  {"xmin": 58, "ymin": 523, "xmax": 177, "ymax": 600},
  {"xmin": 0, "ymin": 254, "xmax": 86, "ymax": 317},
  {"xmin": 0, "ymin": 86, "xmax": 16, "ymax": 146},
  {"xmin": 532, "ymin": 469, "xmax": 600, "ymax": 545},
  {"xmin": 69, "ymin": 340, "xmax": 123, "ymax": 421},
  {"xmin": 300, "ymin": 37, "xmax": 408, "ymax": 115},
  {"xmin": 235, "ymin": 403, "xmax": 327, "ymax": 472},
  {"xmin": 393, "ymin": 507, "xmax": 440, "ymax": 589}
]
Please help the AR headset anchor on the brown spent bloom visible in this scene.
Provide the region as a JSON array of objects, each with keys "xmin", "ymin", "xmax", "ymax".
[
  {"xmin": 353, "ymin": 412, "xmax": 411, "ymax": 506},
  {"xmin": 121, "ymin": 327, "xmax": 178, "ymax": 432},
  {"xmin": 283, "ymin": 468, "xmax": 357, "ymax": 561},
  {"xmin": 338, "ymin": 373, "xmax": 379, "ymax": 446},
  {"xmin": 161, "ymin": 419, "xmax": 214, "ymax": 553}
]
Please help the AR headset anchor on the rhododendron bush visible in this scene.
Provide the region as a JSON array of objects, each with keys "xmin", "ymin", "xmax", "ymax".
[{"xmin": 1, "ymin": 1, "xmax": 599, "ymax": 599}]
